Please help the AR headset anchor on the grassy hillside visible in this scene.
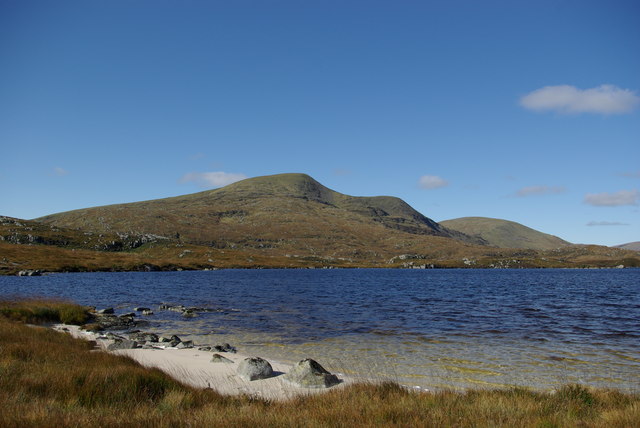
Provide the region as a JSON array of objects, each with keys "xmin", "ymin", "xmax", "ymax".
[
  {"xmin": 35, "ymin": 173, "xmax": 483, "ymax": 259},
  {"xmin": 440, "ymin": 217, "xmax": 571, "ymax": 250}
]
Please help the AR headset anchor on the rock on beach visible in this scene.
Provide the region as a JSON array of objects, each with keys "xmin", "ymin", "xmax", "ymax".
[
  {"xmin": 237, "ymin": 357, "xmax": 274, "ymax": 381},
  {"xmin": 282, "ymin": 358, "xmax": 340, "ymax": 388}
]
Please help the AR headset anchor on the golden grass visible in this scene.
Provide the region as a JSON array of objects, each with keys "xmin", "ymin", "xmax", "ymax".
[{"xmin": 0, "ymin": 299, "xmax": 638, "ymax": 427}]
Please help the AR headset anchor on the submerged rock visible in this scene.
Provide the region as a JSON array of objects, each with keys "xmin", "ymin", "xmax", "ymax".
[
  {"xmin": 211, "ymin": 353, "xmax": 234, "ymax": 364},
  {"xmin": 237, "ymin": 357, "xmax": 274, "ymax": 381},
  {"xmin": 282, "ymin": 359, "xmax": 340, "ymax": 388}
]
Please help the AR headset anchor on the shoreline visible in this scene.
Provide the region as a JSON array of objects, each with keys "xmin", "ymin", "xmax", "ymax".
[
  {"xmin": 7, "ymin": 264, "xmax": 636, "ymax": 277},
  {"xmin": 53, "ymin": 324, "xmax": 356, "ymax": 401}
]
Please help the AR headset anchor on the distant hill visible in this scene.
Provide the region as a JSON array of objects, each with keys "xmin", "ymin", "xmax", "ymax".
[
  {"xmin": 614, "ymin": 242, "xmax": 640, "ymax": 252},
  {"xmin": 439, "ymin": 217, "xmax": 571, "ymax": 250}
]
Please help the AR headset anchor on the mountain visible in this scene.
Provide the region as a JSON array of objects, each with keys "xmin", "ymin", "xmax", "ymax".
[
  {"xmin": 36, "ymin": 173, "xmax": 480, "ymax": 259},
  {"xmin": 2, "ymin": 173, "xmax": 638, "ymax": 274},
  {"xmin": 439, "ymin": 217, "xmax": 571, "ymax": 250},
  {"xmin": 614, "ymin": 242, "xmax": 640, "ymax": 252}
]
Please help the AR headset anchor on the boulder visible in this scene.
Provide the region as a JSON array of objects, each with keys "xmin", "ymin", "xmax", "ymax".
[
  {"xmin": 211, "ymin": 353, "xmax": 234, "ymax": 364},
  {"xmin": 237, "ymin": 357, "xmax": 274, "ymax": 381},
  {"xmin": 97, "ymin": 308, "xmax": 114, "ymax": 315},
  {"xmin": 134, "ymin": 307, "xmax": 151, "ymax": 312},
  {"xmin": 282, "ymin": 359, "xmax": 340, "ymax": 388}
]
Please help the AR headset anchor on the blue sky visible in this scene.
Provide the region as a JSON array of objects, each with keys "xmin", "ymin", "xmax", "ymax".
[{"xmin": 1, "ymin": 1, "xmax": 638, "ymax": 246}]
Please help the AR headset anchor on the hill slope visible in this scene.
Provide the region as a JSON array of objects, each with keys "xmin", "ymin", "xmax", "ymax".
[
  {"xmin": 35, "ymin": 173, "xmax": 481, "ymax": 262},
  {"xmin": 439, "ymin": 217, "xmax": 571, "ymax": 250}
]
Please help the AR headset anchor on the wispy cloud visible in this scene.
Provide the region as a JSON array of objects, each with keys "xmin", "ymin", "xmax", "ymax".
[
  {"xmin": 333, "ymin": 168, "xmax": 352, "ymax": 176},
  {"xmin": 621, "ymin": 170, "xmax": 640, "ymax": 178},
  {"xmin": 520, "ymin": 84, "xmax": 639, "ymax": 115},
  {"xmin": 586, "ymin": 221, "xmax": 630, "ymax": 227},
  {"xmin": 179, "ymin": 171, "xmax": 248, "ymax": 188},
  {"xmin": 514, "ymin": 185, "xmax": 565, "ymax": 197},
  {"xmin": 53, "ymin": 167, "xmax": 69, "ymax": 177},
  {"xmin": 418, "ymin": 175, "xmax": 449, "ymax": 190},
  {"xmin": 584, "ymin": 189, "xmax": 639, "ymax": 206}
]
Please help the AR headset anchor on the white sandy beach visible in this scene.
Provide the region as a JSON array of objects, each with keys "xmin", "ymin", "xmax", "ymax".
[{"xmin": 53, "ymin": 324, "xmax": 354, "ymax": 401}]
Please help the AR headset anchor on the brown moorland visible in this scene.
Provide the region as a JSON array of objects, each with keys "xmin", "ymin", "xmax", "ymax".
[{"xmin": 2, "ymin": 173, "xmax": 639, "ymax": 274}]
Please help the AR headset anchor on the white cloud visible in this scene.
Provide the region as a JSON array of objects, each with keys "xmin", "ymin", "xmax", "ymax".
[
  {"xmin": 515, "ymin": 185, "xmax": 565, "ymax": 197},
  {"xmin": 586, "ymin": 221, "xmax": 630, "ymax": 226},
  {"xmin": 418, "ymin": 175, "xmax": 448, "ymax": 189},
  {"xmin": 53, "ymin": 167, "xmax": 68, "ymax": 176},
  {"xmin": 584, "ymin": 189, "xmax": 639, "ymax": 206},
  {"xmin": 520, "ymin": 84, "xmax": 640, "ymax": 115},
  {"xmin": 179, "ymin": 171, "xmax": 248, "ymax": 188}
]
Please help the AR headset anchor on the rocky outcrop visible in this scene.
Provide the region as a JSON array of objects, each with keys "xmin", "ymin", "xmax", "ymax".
[
  {"xmin": 237, "ymin": 357, "xmax": 274, "ymax": 381},
  {"xmin": 282, "ymin": 359, "xmax": 340, "ymax": 388}
]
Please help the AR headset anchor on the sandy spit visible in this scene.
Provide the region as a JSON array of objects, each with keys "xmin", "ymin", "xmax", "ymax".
[{"xmin": 52, "ymin": 324, "xmax": 354, "ymax": 401}]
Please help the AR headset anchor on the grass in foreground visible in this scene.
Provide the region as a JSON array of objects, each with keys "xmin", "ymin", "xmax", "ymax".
[{"xmin": 1, "ymin": 300, "xmax": 638, "ymax": 427}]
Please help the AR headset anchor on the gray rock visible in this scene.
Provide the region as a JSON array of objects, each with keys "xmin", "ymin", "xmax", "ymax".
[
  {"xmin": 198, "ymin": 346, "xmax": 212, "ymax": 351},
  {"xmin": 213, "ymin": 343, "xmax": 237, "ymax": 353},
  {"xmin": 119, "ymin": 312, "xmax": 136, "ymax": 318},
  {"xmin": 129, "ymin": 332, "xmax": 159, "ymax": 343},
  {"xmin": 211, "ymin": 353, "xmax": 234, "ymax": 364},
  {"xmin": 134, "ymin": 307, "xmax": 151, "ymax": 312},
  {"xmin": 182, "ymin": 310, "xmax": 197, "ymax": 318},
  {"xmin": 92, "ymin": 314, "xmax": 135, "ymax": 330},
  {"xmin": 97, "ymin": 308, "xmax": 114, "ymax": 315},
  {"xmin": 282, "ymin": 359, "xmax": 340, "ymax": 388},
  {"xmin": 142, "ymin": 309, "xmax": 154, "ymax": 316},
  {"xmin": 237, "ymin": 357, "xmax": 274, "ymax": 381},
  {"xmin": 107, "ymin": 339, "xmax": 138, "ymax": 351},
  {"xmin": 176, "ymin": 340, "xmax": 193, "ymax": 349}
]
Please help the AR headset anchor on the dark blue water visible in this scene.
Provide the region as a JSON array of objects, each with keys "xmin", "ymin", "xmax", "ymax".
[{"xmin": 1, "ymin": 269, "xmax": 638, "ymax": 390}]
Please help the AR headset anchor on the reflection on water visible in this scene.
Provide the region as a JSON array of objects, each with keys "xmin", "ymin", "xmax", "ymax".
[{"xmin": 1, "ymin": 268, "xmax": 638, "ymax": 391}]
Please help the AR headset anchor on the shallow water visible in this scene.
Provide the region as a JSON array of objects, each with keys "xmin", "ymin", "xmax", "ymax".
[{"xmin": 1, "ymin": 268, "xmax": 638, "ymax": 391}]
